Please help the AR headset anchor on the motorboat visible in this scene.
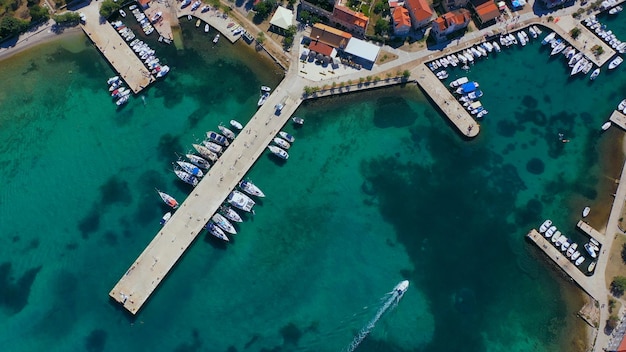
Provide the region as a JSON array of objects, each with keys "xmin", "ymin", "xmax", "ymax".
[
  {"xmin": 261, "ymin": 86, "xmax": 272, "ymax": 92},
  {"xmin": 571, "ymin": 251, "xmax": 581, "ymax": 261},
  {"xmin": 476, "ymin": 110, "xmax": 488, "ymax": 118},
  {"xmin": 449, "ymin": 77, "xmax": 469, "ymax": 88},
  {"xmin": 584, "ymin": 243, "xmax": 597, "ymax": 258},
  {"xmin": 571, "ymin": 58, "xmax": 587, "ymax": 76},
  {"xmin": 292, "ymin": 116, "xmax": 304, "ymax": 125},
  {"xmin": 109, "ymin": 81, "xmax": 122, "ymax": 91},
  {"xmin": 551, "ymin": 231, "xmax": 561, "ymax": 243},
  {"xmin": 257, "ymin": 92, "xmax": 270, "ymax": 107},
  {"xmin": 206, "ymin": 131, "xmax": 229, "ymax": 146},
  {"xmin": 174, "ymin": 169, "xmax": 199, "ymax": 187},
  {"xmin": 156, "ymin": 189, "xmax": 179, "ymax": 209},
  {"xmin": 221, "ymin": 206, "xmax": 243, "ymax": 223},
  {"xmin": 160, "ymin": 212, "xmax": 171, "ymax": 226},
  {"xmin": 590, "ymin": 68, "xmax": 600, "ymax": 80},
  {"xmin": 192, "ymin": 143, "xmax": 218, "ymax": 162},
  {"xmin": 155, "ymin": 65, "xmax": 170, "ymax": 78},
  {"xmin": 569, "ymin": 52, "xmax": 583, "ymax": 67},
  {"xmin": 107, "ymin": 76, "xmax": 120, "ymax": 85},
  {"xmin": 273, "ymin": 137, "xmax": 291, "ymax": 149},
  {"xmin": 279, "ymin": 131, "xmax": 295, "ymax": 143},
  {"xmin": 207, "ymin": 222, "xmax": 229, "ymax": 241},
  {"xmin": 239, "ymin": 180, "xmax": 265, "ymax": 197},
  {"xmin": 533, "ymin": 25, "xmax": 542, "ymax": 35},
  {"xmin": 228, "ymin": 190, "xmax": 256, "ymax": 212},
  {"xmin": 590, "ymin": 237, "xmax": 600, "ymax": 247},
  {"xmin": 493, "ymin": 42, "xmax": 501, "ymax": 52},
  {"xmin": 119, "ymin": 9, "xmax": 126, "ymax": 17},
  {"xmin": 582, "ymin": 206, "xmax": 590, "ymax": 217},
  {"xmin": 567, "ymin": 243, "xmax": 578, "ymax": 258},
  {"xmin": 619, "ymin": 98, "xmax": 626, "ymax": 110},
  {"xmin": 547, "ymin": 229, "xmax": 559, "ymax": 239},
  {"xmin": 436, "ymin": 71, "xmax": 449, "ymax": 80},
  {"xmin": 230, "ymin": 120, "xmax": 243, "ymax": 130},
  {"xmin": 551, "ymin": 41, "xmax": 566, "ymax": 56},
  {"xmin": 204, "ymin": 24, "xmax": 209, "ymax": 33},
  {"xmin": 116, "ymin": 96, "xmax": 129, "ymax": 106},
  {"xmin": 539, "ymin": 219, "xmax": 556, "ymax": 233},
  {"xmin": 202, "ymin": 140, "xmax": 223, "ymax": 154},
  {"xmin": 213, "ymin": 34, "xmax": 220, "ymax": 44},
  {"xmin": 529, "ymin": 26, "xmax": 537, "ymax": 39},
  {"xmin": 268, "ymin": 145, "xmax": 289, "ymax": 159},
  {"xmin": 218, "ymin": 125, "xmax": 236, "ymax": 139},
  {"xmin": 609, "ymin": 5, "xmax": 623, "ymax": 14},
  {"xmin": 588, "ymin": 261, "xmax": 596, "ymax": 272},
  {"xmin": 186, "ymin": 154, "xmax": 211, "ymax": 170},
  {"xmin": 212, "ymin": 213, "xmax": 237, "ymax": 234},
  {"xmin": 555, "ymin": 234, "xmax": 566, "ymax": 246},
  {"xmin": 517, "ymin": 31, "xmax": 527, "ymax": 46},
  {"xmin": 455, "ymin": 82, "xmax": 479, "ymax": 94},
  {"xmin": 609, "ymin": 56, "xmax": 623, "ymax": 70},
  {"xmin": 176, "ymin": 160, "xmax": 204, "ymax": 178},
  {"xmin": 560, "ymin": 238, "xmax": 570, "ymax": 252},
  {"xmin": 582, "ymin": 61, "xmax": 593, "ymax": 75},
  {"xmin": 482, "ymin": 42, "xmax": 493, "ymax": 52},
  {"xmin": 575, "ymin": 256, "xmax": 585, "ymax": 266},
  {"xmin": 394, "ymin": 280, "xmax": 409, "ymax": 295},
  {"xmin": 602, "ymin": 121, "xmax": 612, "ymax": 131}
]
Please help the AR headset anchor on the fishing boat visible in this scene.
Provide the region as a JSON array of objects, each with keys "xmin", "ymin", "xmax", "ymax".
[
  {"xmin": 107, "ymin": 76, "xmax": 120, "ymax": 85},
  {"xmin": 546, "ymin": 225, "xmax": 557, "ymax": 237},
  {"xmin": 261, "ymin": 86, "xmax": 272, "ymax": 92},
  {"xmin": 193, "ymin": 143, "xmax": 218, "ymax": 162},
  {"xmin": 567, "ymin": 243, "xmax": 578, "ymax": 258},
  {"xmin": 213, "ymin": 34, "xmax": 220, "ymax": 44},
  {"xmin": 230, "ymin": 120, "xmax": 243, "ymax": 130},
  {"xmin": 257, "ymin": 92, "xmax": 270, "ymax": 107},
  {"xmin": 116, "ymin": 96, "xmax": 129, "ymax": 106},
  {"xmin": 206, "ymin": 131, "xmax": 229, "ymax": 146},
  {"xmin": 582, "ymin": 206, "xmax": 590, "ymax": 217},
  {"xmin": 156, "ymin": 189, "xmax": 179, "ymax": 209},
  {"xmin": 539, "ymin": 219, "xmax": 552, "ymax": 233},
  {"xmin": 239, "ymin": 180, "xmax": 265, "ymax": 197},
  {"xmin": 195, "ymin": 19, "xmax": 201, "ymax": 27},
  {"xmin": 571, "ymin": 251, "xmax": 581, "ymax": 261},
  {"xmin": 207, "ymin": 222, "xmax": 229, "ymax": 241},
  {"xmin": 609, "ymin": 56, "xmax": 623, "ymax": 70},
  {"xmin": 542, "ymin": 32, "xmax": 556, "ymax": 45},
  {"xmin": 588, "ymin": 261, "xmax": 596, "ymax": 272},
  {"xmin": 449, "ymin": 77, "xmax": 469, "ymax": 88},
  {"xmin": 218, "ymin": 125, "xmax": 236, "ymax": 139},
  {"xmin": 186, "ymin": 153, "xmax": 211, "ymax": 170},
  {"xmin": 279, "ymin": 131, "xmax": 295, "ymax": 143},
  {"xmin": 560, "ymin": 238, "xmax": 571, "ymax": 252},
  {"xmin": 551, "ymin": 231, "xmax": 561, "ymax": 243},
  {"xmin": 221, "ymin": 206, "xmax": 243, "ymax": 223},
  {"xmin": 584, "ymin": 243, "xmax": 597, "ymax": 258},
  {"xmin": 174, "ymin": 169, "xmax": 199, "ymax": 187},
  {"xmin": 160, "ymin": 212, "xmax": 171, "ymax": 225},
  {"xmin": 268, "ymin": 145, "xmax": 289, "ymax": 160},
  {"xmin": 575, "ymin": 256, "xmax": 585, "ymax": 266},
  {"xmin": 202, "ymin": 140, "xmax": 223, "ymax": 154},
  {"xmin": 176, "ymin": 160, "xmax": 204, "ymax": 178},
  {"xmin": 228, "ymin": 190, "xmax": 256, "ymax": 212},
  {"xmin": 204, "ymin": 24, "xmax": 209, "ymax": 33},
  {"xmin": 292, "ymin": 116, "xmax": 304, "ymax": 125},
  {"xmin": 212, "ymin": 213, "xmax": 237, "ymax": 234},
  {"xmin": 273, "ymin": 137, "xmax": 291, "ymax": 149},
  {"xmin": 590, "ymin": 68, "xmax": 600, "ymax": 80}
]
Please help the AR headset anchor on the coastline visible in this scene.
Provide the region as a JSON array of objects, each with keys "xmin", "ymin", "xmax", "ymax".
[{"xmin": 0, "ymin": 20, "xmax": 82, "ymax": 63}]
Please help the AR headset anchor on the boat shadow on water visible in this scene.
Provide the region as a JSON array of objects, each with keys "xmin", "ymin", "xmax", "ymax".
[
  {"xmin": 267, "ymin": 154, "xmax": 288, "ymax": 166},
  {"xmin": 203, "ymin": 232, "xmax": 231, "ymax": 249}
]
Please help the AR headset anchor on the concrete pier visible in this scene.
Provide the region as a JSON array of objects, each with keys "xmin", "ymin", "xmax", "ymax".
[
  {"xmin": 80, "ymin": 4, "xmax": 155, "ymax": 93},
  {"xmin": 609, "ymin": 110, "xmax": 626, "ymax": 131},
  {"xmin": 549, "ymin": 16, "xmax": 616, "ymax": 68},
  {"xmin": 576, "ymin": 220, "xmax": 604, "ymax": 245},
  {"xmin": 178, "ymin": 7, "xmax": 241, "ymax": 43}
]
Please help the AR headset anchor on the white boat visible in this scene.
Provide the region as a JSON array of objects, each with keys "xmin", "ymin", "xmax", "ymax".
[
  {"xmin": 268, "ymin": 145, "xmax": 289, "ymax": 159},
  {"xmin": 584, "ymin": 243, "xmax": 597, "ymax": 258},
  {"xmin": 560, "ymin": 238, "xmax": 570, "ymax": 252},
  {"xmin": 261, "ymin": 86, "xmax": 272, "ymax": 92},
  {"xmin": 213, "ymin": 34, "xmax": 220, "ymax": 44},
  {"xmin": 609, "ymin": 56, "xmax": 623, "ymax": 70},
  {"xmin": 191, "ymin": 0, "xmax": 201, "ymax": 10},
  {"xmin": 517, "ymin": 31, "xmax": 527, "ymax": 46},
  {"xmin": 590, "ymin": 68, "xmax": 600, "ymax": 80},
  {"xmin": 575, "ymin": 256, "xmax": 585, "ymax": 266},
  {"xmin": 239, "ymin": 180, "xmax": 265, "ymax": 197},
  {"xmin": 571, "ymin": 58, "xmax": 587, "ymax": 76},
  {"xmin": 436, "ymin": 71, "xmax": 449, "ymax": 80},
  {"xmin": 204, "ymin": 24, "xmax": 209, "ymax": 33},
  {"xmin": 206, "ymin": 131, "xmax": 229, "ymax": 146},
  {"xmin": 192, "ymin": 143, "xmax": 218, "ymax": 162},
  {"xmin": 119, "ymin": 9, "xmax": 126, "ymax": 17},
  {"xmin": 551, "ymin": 42, "xmax": 566, "ymax": 56},
  {"xmin": 547, "ymin": 229, "xmax": 559, "ymax": 239},
  {"xmin": 569, "ymin": 52, "xmax": 583, "ymax": 67},
  {"xmin": 129, "ymin": 4, "xmax": 137, "ymax": 10},
  {"xmin": 160, "ymin": 212, "xmax": 171, "ymax": 226},
  {"xmin": 533, "ymin": 25, "xmax": 542, "ymax": 35},
  {"xmin": 582, "ymin": 206, "xmax": 590, "ymax": 217},
  {"xmin": 545, "ymin": 225, "xmax": 557, "ymax": 237},
  {"xmin": 394, "ymin": 280, "xmax": 409, "ymax": 295},
  {"xmin": 476, "ymin": 109, "xmax": 488, "ymax": 118},
  {"xmin": 230, "ymin": 120, "xmax": 243, "ymax": 130},
  {"xmin": 218, "ymin": 125, "xmax": 236, "ymax": 139},
  {"xmin": 571, "ymin": 251, "xmax": 581, "ymax": 261},
  {"xmin": 541, "ymin": 32, "xmax": 555, "ymax": 45},
  {"xmin": 493, "ymin": 42, "xmax": 501, "ymax": 52},
  {"xmin": 555, "ymin": 234, "xmax": 566, "ymax": 246},
  {"xmin": 107, "ymin": 76, "xmax": 120, "ymax": 85},
  {"xmin": 174, "ymin": 169, "xmax": 199, "ymax": 187},
  {"xmin": 529, "ymin": 26, "xmax": 537, "ymax": 39},
  {"xmin": 609, "ymin": 5, "xmax": 623, "ymax": 14},
  {"xmin": 176, "ymin": 160, "xmax": 204, "ymax": 178},
  {"xmin": 567, "ymin": 243, "xmax": 578, "ymax": 257},
  {"xmin": 539, "ymin": 219, "xmax": 552, "ymax": 233},
  {"xmin": 202, "ymin": 140, "xmax": 223, "ymax": 154},
  {"xmin": 551, "ymin": 231, "xmax": 561, "ymax": 243},
  {"xmin": 212, "ymin": 213, "xmax": 237, "ymax": 234},
  {"xmin": 155, "ymin": 65, "xmax": 169, "ymax": 78},
  {"xmin": 221, "ymin": 206, "xmax": 243, "ymax": 223},
  {"xmin": 207, "ymin": 222, "xmax": 229, "ymax": 241},
  {"xmin": 257, "ymin": 92, "xmax": 270, "ymax": 107},
  {"xmin": 292, "ymin": 116, "xmax": 304, "ymax": 125},
  {"xmin": 186, "ymin": 153, "xmax": 211, "ymax": 170},
  {"xmin": 273, "ymin": 137, "xmax": 291, "ymax": 149},
  {"xmin": 449, "ymin": 77, "xmax": 469, "ymax": 88},
  {"xmin": 582, "ymin": 61, "xmax": 593, "ymax": 75},
  {"xmin": 477, "ymin": 45, "xmax": 487, "ymax": 56},
  {"xmin": 619, "ymin": 99, "xmax": 626, "ymax": 110},
  {"xmin": 590, "ymin": 237, "xmax": 600, "ymax": 247},
  {"xmin": 588, "ymin": 261, "xmax": 596, "ymax": 272},
  {"xmin": 483, "ymin": 42, "xmax": 493, "ymax": 52},
  {"xmin": 116, "ymin": 96, "xmax": 129, "ymax": 106},
  {"xmin": 279, "ymin": 131, "xmax": 295, "ymax": 143},
  {"xmin": 156, "ymin": 189, "xmax": 179, "ymax": 209},
  {"xmin": 228, "ymin": 190, "xmax": 256, "ymax": 212}
]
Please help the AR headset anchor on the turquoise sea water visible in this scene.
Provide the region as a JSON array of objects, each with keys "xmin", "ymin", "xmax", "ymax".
[{"xmin": 0, "ymin": 15, "xmax": 625, "ymax": 352}]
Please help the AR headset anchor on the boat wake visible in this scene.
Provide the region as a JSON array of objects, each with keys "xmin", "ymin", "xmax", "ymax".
[{"xmin": 343, "ymin": 280, "xmax": 409, "ymax": 352}]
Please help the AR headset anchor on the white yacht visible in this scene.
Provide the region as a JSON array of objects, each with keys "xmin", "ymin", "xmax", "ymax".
[
  {"xmin": 582, "ymin": 206, "xmax": 590, "ymax": 217},
  {"xmin": 609, "ymin": 56, "xmax": 623, "ymax": 69},
  {"xmin": 571, "ymin": 251, "xmax": 581, "ymax": 261},
  {"xmin": 567, "ymin": 243, "xmax": 578, "ymax": 257},
  {"xmin": 221, "ymin": 206, "xmax": 243, "ymax": 223},
  {"xmin": 273, "ymin": 137, "xmax": 291, "ymax": 149},
  {"xmin": 228, "ymin": 190, "xmax": 256, "ymax": 212},
  {"xmin": 545, "ymin": 225, "xmax": 557, "ymax": 237},
  {"xmin": 588, "ymin": 261, "xmax": 596, "ymax": 272},
  {"xmin": 239, "ymin": 180, "xmax": 265, "ymax": 197},
  {"xmin": 218, "ymin": 125, "xmax": 236, "ymax": 139},
  {"xmin": 602, "ymin": 121, "xmax": 612, "ymax": 131},
  {"xmin": 449, "ymin": 77, "xmax": 469, "ymax": 88},
  {"xmin": 575, "ymin": 256, "xmax": 585, "ymax": 266},
  {"xmin": 560, "ymin": 238, "xmax": 571, "ymax": 252},
  {"xmin": 279, "ymin": 131, "xmax": 295, "ymax": 143},
  {"xmin": 207, "ymin": 222, "xmax": 229, "ymax": 241},
  {"xmin": 394, "ymin": 280, "xmax": 409, "ymax": 295},
  {"xmin": 584, "ymin": 243, "xmax": 598, "ymax": 258},
  {"xmin": 212, "ymin": 213, "xmax": 237, "ymax": 235},
  {"xmin": 268, "ymin": 145, "xmax": 289, "ymax": 160},
  {"xmin": 590, "ymin": 68, "xmax": 600, "ymax": 80},
  {"xmin": 551, "ymin": 231, "xmax": 562, "ymax": 243},
  {"xmin": 542, "ymin": 32, "xmax": 556, "ymax": 46}
]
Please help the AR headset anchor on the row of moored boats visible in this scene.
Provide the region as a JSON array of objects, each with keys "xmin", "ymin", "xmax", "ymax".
[
  {"xmin": 107, "ymin": 76, "xmax": 130, "ymax": 106},
  {"xmin": 538, "ymin": 219, "xmax": 598, "ymax": 273},
  {"xmin": 111, "ymin": 21, "xmax": 170, "ymax": 78},
  {"xmin": 449, "ymin": 77, "xmax": 488, "ymax": 118}
]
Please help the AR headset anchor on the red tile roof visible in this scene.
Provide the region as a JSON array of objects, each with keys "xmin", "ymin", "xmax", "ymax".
[
  {"xmin": 393, "ymin": 7, "xmax": 412, "ymax": 30},
  {"xmin": 475, "ymin": 1, "xmax": 500, "ymax": 23},
  {"xmin": 405, "ymin": 0, "xmax": 433, "ymax": 22},
  {"xmin": 309, "ymin": 41, "xmax": 335, "ymax": 56},
  {"xmin": 333, "ymin": 5, "xmax": 369, "ymax": 30}
]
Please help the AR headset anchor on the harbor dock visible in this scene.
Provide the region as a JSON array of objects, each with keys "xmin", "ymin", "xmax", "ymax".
[
  {"xmin": 609, "ymin": 110, "xmax": 626, "ymax": 131},
  {"xmin": 526, "ymin": 229, "xmax": 600, "ymax": 299},
  {"xmin": 178, "ymin": 8, "xmax": 241, "ymax": 44},
  {"xmin": 549, "ymin": 16, "xmax": 616, "ymax": 68},
  {"xmin": 576, "ymin": 220, "xmax": 604, "ymax": 245},
  {"xmin": 80, "ymin": 4, "xmax": 155, "ymax": 94}
]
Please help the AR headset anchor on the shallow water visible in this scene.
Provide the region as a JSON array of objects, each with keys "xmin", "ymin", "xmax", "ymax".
[{"xmin": 0, "ymin": 15, "xmax": 625, "ymax": 352}]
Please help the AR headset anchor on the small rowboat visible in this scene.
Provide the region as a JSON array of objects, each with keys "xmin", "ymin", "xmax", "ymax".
[
  {"xmin": 602, "ymin": 121, "xmax": 611, "ymax": 131},
  {"xmin": 292, "ymin": 116, "xmax": 304, "ymax": 125},
  {"xmin": 582, "ymin": 206, "xmax": 590, "ymax": 218},
  {"xmin": 230, "ymin": 120, "xmax": 243, "ymax": 130},
  {"xmin": 160, "ymin": 212, "xmax": 171, "ymax": 225},
  {"xmin": 279, "ymin": 131, "xmax": 295, "ymax": 143}
]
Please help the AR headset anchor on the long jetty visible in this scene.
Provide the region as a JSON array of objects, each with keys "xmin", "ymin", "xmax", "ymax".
[
  {"xmin": 609, "ymin": 109, "xmax": 626, "ymax": 131},
  {"xmin": 109, "ymin": 87, "xmax": 300, "ymax": 314},
  {"xmin": 576, "ymin": 220, "xmax": 604, "ymax": 245},
  {"xmin": 80, "ymin": 4, "xmax": 155, "ymax": 93}
]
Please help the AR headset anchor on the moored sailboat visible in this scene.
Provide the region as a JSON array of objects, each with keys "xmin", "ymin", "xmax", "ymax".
[
  {"xmin": 193, "ymin": 143, "xmax": 218, "ymax": 162},
  {"xmin": 174, "ymin": 169, "xmax": 199, "ymax": 187},
  {"xmin": 221, "ymin": 206, "xmax": 243, "ymax": 223},
  {"xmin": 268, "ymin": 145, "xmax": 289, "ymax": 159},
  {"xmin": 212, "ymin": 213, "xmax": 237, "ymax": 234},
  {"xmin": 239, "ymin": 180, "xmax": 265, "ymax": 197},
  {"xmin": 186, "ymin": 153, "xmax": 211, "ymax": 170},
  {"xmin": 176, "ymin": 160, "xmax": 204, "ymax": 178},
  {"xmin": 156, "ymin": 189, "xmax": 179, "ymax": 209},
  {"xmin": 207, "ymin": 222, "xmax": 229, "ymax": 241}
]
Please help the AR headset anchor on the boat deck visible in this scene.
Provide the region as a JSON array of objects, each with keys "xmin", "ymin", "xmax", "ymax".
[
  {"xmin": 109, "ymin": 85, "xmax": 302, "ymax": 314},
  {"xmin": 576, "ymin": 220, "xmax": 605, "ymax": 245},
  {"xmin": 526, "ymin": 229, "xmax": 599, "ymax": 299},
  {"xmin": 609, "ymin": 109, "xmax": 626, "ymax": 130},
  {"xmin": 80, "ymin": 4, "xmax": 155, "ymax": 94},
  {"xmin": 178, "ymin": 7, "xmax": 241, "ymax": 44},
  {"xmin": 413, "ymin": 64, "xmax": 480, "ymax": 138},
  {"xmin": 551, "ymin": 16, "xmax": 616, "ymax": 68}
]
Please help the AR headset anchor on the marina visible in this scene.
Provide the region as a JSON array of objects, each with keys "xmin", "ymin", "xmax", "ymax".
[
  {"xmin": 178, "ymin": 7, "xmax": 243, "ymax": 44},
  {"xmin": 609, "ymin": 109, "xmax": 626, "ymax": 130}
]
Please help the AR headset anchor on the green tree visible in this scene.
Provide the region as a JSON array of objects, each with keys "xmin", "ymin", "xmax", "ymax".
[
  {"xmin": 570, "ymin": 27, "xmax": 581, "ymax": 39},
  {"xmin": 256, "ymin": 31, "xmax": 265, "ymax": 44},
  {"xmin": 402, "ymin": 69, "xmax": 411, "ymax": 78},
  {"xmin": 611, "ymin": 276, "xmax": 626, "ymax": 296},
  {"xmin": 100, "ymin": 0, "xmax": 121, "ymax": 18},
  {"xmin": 0, "ymin": 16, "xmax": 28, "ymax": 39},
  {"xmin": 254, "ymin": 0, "xmax": 277, "ymax": 21},
  {"xmin": 374, "ymin": 18, "xmax": 389, "ymax": 35},
  {"xmin": 53, "ymin": 12, "xmax": 81, "ymax": 24},
  {"xmin": 373, "ymin": 1, "xmax": 389, "ymax": 14},
  {"xmin": 29, "ymin": 5, "xmax": 50, "ymax": 22},
  {"xmin": 607, "ymin": 314, "xmax": 620, "ymax": 331}
]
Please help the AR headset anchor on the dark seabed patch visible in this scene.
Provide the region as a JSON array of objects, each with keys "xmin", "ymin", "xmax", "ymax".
[
  {"xmin": 78, "ymin": 208, "xmax": 100, "ymax": 239},
  {"xmin": 99, "ymin": 176, "xmax": 132, "ymax": 206},
  {"xmin": 373, "ymin": 97, "xmax": 416, "ymax": 128},
  {"xmin": 0, "ymin": 262, "xmax": 42, "ymax": 315},
  {"xmin": 173, "ymin": 328, "xmax": 202, "ymax": 352},
  {"xmin": 85, "ymin": 329, "xmax": 107, "ymax": 352},
  {"xmin": 527, "ymin": 158, "xmax": 545, "ymax": 174},
  {"xmin": 157, "ymin": 133, "xmax": 184, "ymax": 160}
]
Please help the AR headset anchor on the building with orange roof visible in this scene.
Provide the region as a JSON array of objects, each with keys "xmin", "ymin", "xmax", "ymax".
[
  {"xmin": 430, "ymin": 9, "xmax": 471, "ymax": 42},
  {"xmin": 404, "ymin": 0, "xmax": 434, "ymax": 29},
  {"xmin": 309, "ymin": 23, "xmax": 352, "ymax": 49},
  {"xmin": 332, "ymin": 5, "xmax": 369, "ymax": 35},
  {"xmin": 392, "ymin": 7, "xmax": 411, "ymax": 36},
  {"xmin": 471, "ymin": 0, "xmax": 500, "ymax": 25}
]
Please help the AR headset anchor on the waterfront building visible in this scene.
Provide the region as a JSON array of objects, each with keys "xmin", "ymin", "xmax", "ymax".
[
  {"xmin": 430, "ymin": 9, "xmax": 471, "ymax": 42},
  {"xmin": 309, "ymin": 23, "xmax": 352, "ymax": 49},
  {"xmin": 332, "ymin": 5, "xmax": 369, "ymax": 35},
  {"xmin": 269, "ymin": 6, "xmax": 294, "ymax": 33},
  {"xmin": 343, "ymin": 38, "xmax": 381, "ymax": 69},
  {"xmin": 405, "ymin": 0, "xmax": 435, "ymax": 29},
  {"xmin": 471, "ymin": 0, "xmax": 500, "ymax": 26},
  {"xmin": 392, "ymin": 7, "xmax": 412, "ymax": 36}
]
